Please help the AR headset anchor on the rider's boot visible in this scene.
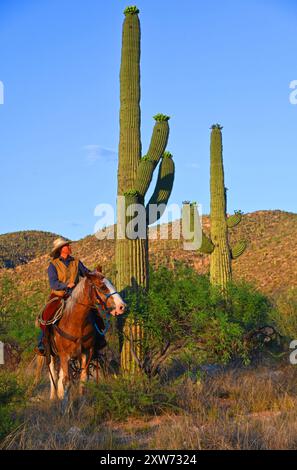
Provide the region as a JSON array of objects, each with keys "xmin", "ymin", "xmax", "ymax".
[{"xmin": 34, "ymin": 331, "xmax": 46, "ymax": 356}]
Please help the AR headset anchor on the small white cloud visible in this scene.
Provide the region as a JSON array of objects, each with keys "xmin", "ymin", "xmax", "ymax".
[
  {"xmin": 186, "ymin": 163, "xmax": 200, "ymax": 169},
  {"xmin": 84, "ymin": 145, "xmax": 118, "ymax": 164}
]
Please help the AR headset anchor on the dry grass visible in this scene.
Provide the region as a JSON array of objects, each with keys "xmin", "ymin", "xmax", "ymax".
[
  {"xmin": 152, "ymin": 366, "xmax": 297, "ymax": 450},
  {"xmin": 2, "ymin": 364, "xmax": 297, "ymax": 450},
  {"xmin": 1, "ymin": 398, "xmax": 114, "ymax": 450}
]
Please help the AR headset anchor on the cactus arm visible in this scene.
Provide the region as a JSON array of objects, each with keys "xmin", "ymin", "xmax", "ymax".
[
  {"xmin": 227, "ymin": 212, "xmax": 242, "ymax": 228},
  {"xmin": 134, "ymin": 115, "xmax": 170, "ymax": 197},
  {"xmin": 231, "ymin": 240, "xmax": 247, "ymax": 259},
  {"xmin": 199, "ymin": 232, "xmax": 215, "ymax": 254},
  {"xmin": 146, "ymin": 115, "xmax": 170, "ymax": 164},
  {"xmin": 146, "ymin": 153, "xmax": 175, "ymax": 225},
  {"xmin": 134, "ymin": 157, "xmax": 155, "ymax": 197}
]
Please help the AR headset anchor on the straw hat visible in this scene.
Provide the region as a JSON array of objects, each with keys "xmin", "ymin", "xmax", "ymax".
[{"xmin": 50, "ymin": 237, "xmax": 71, "ymax": 258}]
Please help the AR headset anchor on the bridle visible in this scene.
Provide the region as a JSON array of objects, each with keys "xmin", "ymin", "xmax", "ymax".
[
  {"xmin": 92, "ymin": 283, "xmax": 119, "ymax": 313},
  {"xmin": 71, "ymin": 280, "xmax": 118, "ymax": 312},
  {"xmin": 90, "ymin": 282, "xmax": 120, "ymax": 336}
]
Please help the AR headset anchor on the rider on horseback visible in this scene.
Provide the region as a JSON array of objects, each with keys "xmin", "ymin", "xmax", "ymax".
[{"xmin": 36, "ymin": 237, "xmax": 106, "ymax": 356}]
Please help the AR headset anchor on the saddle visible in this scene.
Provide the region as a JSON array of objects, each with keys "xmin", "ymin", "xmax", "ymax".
[{"xmin": 38, "ymin": 293, "xmax": 68, "ymax": 332}]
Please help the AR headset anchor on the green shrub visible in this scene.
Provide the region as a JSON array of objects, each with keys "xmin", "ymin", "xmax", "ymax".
[
  {"xmin": 124, "ymin": 263, "xmax": 271, "ymax": 372},
  {"xmin": 226, "ymin": 281, "xmax": 271, "ymax": 329}
]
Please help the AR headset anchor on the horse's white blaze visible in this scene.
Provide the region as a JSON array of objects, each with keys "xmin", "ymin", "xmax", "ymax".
[{"xmin": 103, "ymin": 278, "xmax": 125, "ymax": 309}]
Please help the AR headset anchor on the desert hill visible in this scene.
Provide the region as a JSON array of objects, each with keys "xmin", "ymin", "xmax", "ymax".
[
  {"xmin": 0, "ymin": 230, "xmax": 64, "ymax": 269},
  {"xmin": 0, "ymin": 210, "xmax": 296, "ymax": 298}
]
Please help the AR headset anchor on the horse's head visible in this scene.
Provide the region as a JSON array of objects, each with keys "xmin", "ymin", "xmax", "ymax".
[{"xmin": 85, "ymin": 266, "xmax": 126, "ymax": 316}]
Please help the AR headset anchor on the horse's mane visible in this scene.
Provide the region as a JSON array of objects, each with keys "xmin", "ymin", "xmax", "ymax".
[{"xmin": 64, "ymin": 277, "xmax": 87, "ymax": 316}]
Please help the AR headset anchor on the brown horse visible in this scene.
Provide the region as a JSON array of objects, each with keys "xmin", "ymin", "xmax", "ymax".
[{"xmin": 45, "ymin": 267, "xmax": 126, "ymax": 404}]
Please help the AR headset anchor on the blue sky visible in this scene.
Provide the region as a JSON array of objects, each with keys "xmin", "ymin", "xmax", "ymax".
[{"xmin": 0, "ymin": 0, "xmax": 296, "ymax": 240}]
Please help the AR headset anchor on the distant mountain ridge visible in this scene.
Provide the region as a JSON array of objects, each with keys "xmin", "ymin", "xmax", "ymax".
[
  {"xmin": 0, "ymin": 230, "xmax": 65, "ymax": 268},
  {"xmin": 0, "ymin": 210, "xmax": 296, "ymax": 297}
]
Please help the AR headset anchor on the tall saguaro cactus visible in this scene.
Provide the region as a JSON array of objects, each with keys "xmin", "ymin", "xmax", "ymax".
[
  {"xmin": 186, "ymin": 125, "xmax": 246, "ymax": 291},
  {"xmin": 116, "ymin": 6, "xmax": 175, "ymax": 373}
]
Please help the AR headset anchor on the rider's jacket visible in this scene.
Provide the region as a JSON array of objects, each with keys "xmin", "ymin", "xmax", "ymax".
[{"xmin": 49, "ymin": 257, "xmax": 80, "ymax": 296}]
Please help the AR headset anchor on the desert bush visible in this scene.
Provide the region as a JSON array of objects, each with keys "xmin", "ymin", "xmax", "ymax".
[
  {"xmin": 226, "ymin": 281, "xmax": 270, "ymax": 329},
  {"xmin": 124, "ymin": 263, "xmax": 272, "ymax": 374}
]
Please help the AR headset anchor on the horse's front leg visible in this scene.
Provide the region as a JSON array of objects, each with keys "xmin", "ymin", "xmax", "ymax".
[
  {"xmin": 59, "ymin": 355, "xmax": 71, "ymax": 413},
  {"xmin": 79, "ymin": 352, "xmax": 90, "ymax": 395},
  {"xmin": 57, "ymin": 363, "xmax": 64, "ymax": 400}
]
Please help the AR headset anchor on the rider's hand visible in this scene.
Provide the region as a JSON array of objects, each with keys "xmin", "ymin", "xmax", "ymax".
[{"xmin": 67, "ymin": 282, "xmax": 75, "ymax": 289}]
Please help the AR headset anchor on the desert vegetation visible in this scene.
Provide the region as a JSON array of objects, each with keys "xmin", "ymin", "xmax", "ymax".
[{"xmin": 0, "ymin": 262, "xmax": 296, "ymax": 449}]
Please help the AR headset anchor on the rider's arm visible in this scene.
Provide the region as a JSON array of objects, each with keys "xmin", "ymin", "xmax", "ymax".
[
  {"xmin": 48, "ymin": 263, "xmax": 67, "ymax": 291},
  {"xmin": 78, "ymin": 260, "xmax": 91, "ymax": 277}
]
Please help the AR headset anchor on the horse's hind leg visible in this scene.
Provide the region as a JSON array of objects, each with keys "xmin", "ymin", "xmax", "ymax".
[{"xmin": 49, "ymin": 356, "xmax": 58, "ymax": 400}]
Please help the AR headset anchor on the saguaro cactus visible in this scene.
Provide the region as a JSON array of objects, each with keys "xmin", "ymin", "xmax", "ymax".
[
  {"xmin": 185, "ymin": 125, "xmax": 246, "ymax": 291},
  {"xmin": 116, "ymin": 6, "xmax": 175, "ymax": 373}
]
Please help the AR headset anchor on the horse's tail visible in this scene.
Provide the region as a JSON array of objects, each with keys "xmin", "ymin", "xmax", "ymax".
[{"xmin": 34, "ymin": 355, "xmax": 45, "ymax": 385}]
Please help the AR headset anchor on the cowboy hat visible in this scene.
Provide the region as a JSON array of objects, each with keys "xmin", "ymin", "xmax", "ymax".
[{"xmin": 50, "ymin": 237, "xmax": 72, "ymax": 258}]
